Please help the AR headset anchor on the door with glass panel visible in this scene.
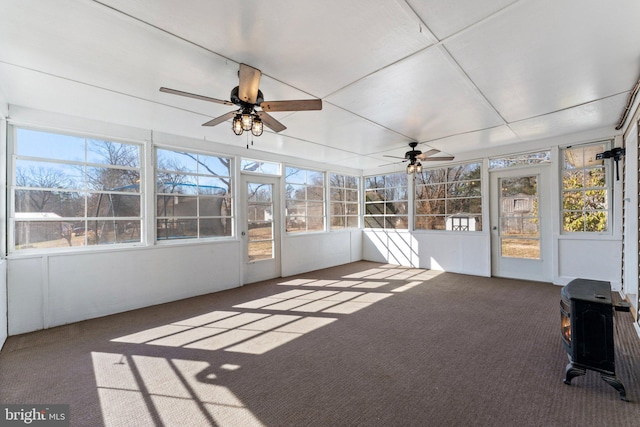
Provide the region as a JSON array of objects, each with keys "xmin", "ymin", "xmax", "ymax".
[
  {"xmin": 242, "ymin": 175, "xmax": 280, "ymax": 284},
  {"xmin": 490, "ymin": 166, "xmax": 551, "ymax": 281}
]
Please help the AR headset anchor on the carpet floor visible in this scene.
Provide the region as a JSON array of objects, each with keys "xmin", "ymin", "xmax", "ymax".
[{"xmin": 1, "ymin": 261, "xmax": 639, "ymax": 426}]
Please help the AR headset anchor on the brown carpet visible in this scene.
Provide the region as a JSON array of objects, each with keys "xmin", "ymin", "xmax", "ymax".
[{"xmin": 1, "ymin": 261, "xmax": 638, "ymax": 426}]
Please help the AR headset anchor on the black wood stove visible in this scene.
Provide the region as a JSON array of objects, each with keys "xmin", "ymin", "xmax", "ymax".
[{"xmin": 560, "ymin": 278, "xmax": 630, "ymax": 401}]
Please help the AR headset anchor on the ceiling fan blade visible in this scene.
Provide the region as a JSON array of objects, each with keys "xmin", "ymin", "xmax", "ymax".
[
  {"xmin": 383, "ymin": 154, "xmax": 407, "ymax": 160},
  {"xmin": 238, "ymin": 63, "xmax": 261, "ymax": 104},
  {"xmin": 416, "ymin": 149, "xmax": 440, "ymax": 160},
  {"xmin": 422, "ymin": 156, "xmax": 455, "ymax": 162},
  {"xmin": 256, "ymin": 111, "xmax": 287, "ymax": 133},
  {"xmin": 159, "ymin": 87, "xmax": 233, "ymax": 106},
  {"xmin": 260, "ymin": 99, "xmax": 322, "ymax": 112},
  {"xmin": 202, "ymin": 111, "xmax": 237, "ymax": 127}
]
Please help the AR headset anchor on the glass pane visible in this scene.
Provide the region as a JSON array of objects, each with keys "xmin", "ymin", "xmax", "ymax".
[
  {"xmin": 345, "ymin": 176, "xmax": 358, "ymax": 189},
  {"xmin": 198, "ymin": 177, "xmax": 230, "ymax": 195},
  {"xmin": 15, "ymin": 190, "xmax": 84, "ymax": 216},
  {"xmin": 501, "ymin": 238, "xmax": 540, "ymax": 259},
  {"xmin": 15, "ymin": 221, "xmax": 75, "ymax": 250},
  {"xmin": 200, "ymin": 197, "xmax": 228, "ymax": 216},
  {"xmin": 285, "ymin": 167, "xmax": 305, "ymax": 184},
  {"xmin": 87, "ymin": 140, "xmax": 140, "ymax": 167},
  {"xmin": 241, "ymin": 159, "xmax": 280, "ymax": 175},
  {"xmin": 248, "ymin": 203, "xmax": 273, "ymax": 221},
  {"xmin": 307, "ymin": 201, "xmax": 324, "ymax": 216},
  {"xmin": 156, "ymin": 149, "xmax": 198, "ymax": 173},
  {"xmin": 17, "ymin": 129, "xmax": 86, "ymax": 162},
  {"xmin": 501, "ymin": 217, "xmax": 539, "ymax": 236},
  {"xmin": 307, "ymin": 186, "xmax": 324, "ymax": 201},
  {"xmin": 331, "ymin": 202, "xmax": 345, "ymax": 216},
  {"xmin": 364, "ymin": 216, "xmax": 384, "ymax": 228},
  {"xmin": 416, "ymin": 215, "xmax": 445, "ymax": 230},
  {"xmin": 346, "ymin": 203, "xmax": 358, "ymax": 215},
  {"xmin": 345, "ymin": 189, "xmax": 358, "ymax": 202},
  {"xmin": 249, "ymin": 241, "xmax": 273, "ymax": 261},
  {"xmin": 416, "ymin": 199, "xmax": 445, "ymax": 215},
  {"xmin": 88, "ymin": 193, "xmax": 140, "ymax": 217},
  {"xmin": 330, "ymin": 187, "xmax": 343, "ymax": 201},
  {"xmin": 248, "ymin": 183, "xmax": 272, "ymax": 203},
  {"xmin": 365, "ymin": 190, "xmax": 384, "ymax": 202},
  {"xmin": 563, "ymin": 191, "xmax": 584, "ymax": 210},
  {"xmin": 308, "ymin": 171, "xmax": 324, "ymax": 185},
  {"xmin": 200, "ymin": 218, "xmax": 231, "ymax": 237},
  {"xmin": 365, "ymin": 203, "xmax": 385, "ymax": 215},
  {"xmin": 157, "ymin": 174, "xmax": 198, "ymax": 194},
  {"xmin": 346, "ymin": 216, "xmax": 359, "ymax": 228},
  {"xmin": 198, "ymin": 154, "xmax": 230, "ymax": 176},
  {"xmin": 500, "ymin": 176, "xmax": 537, "ymax": 197},
  {"xmin": 86, "ymin": 167, "xmax": 140, "ymax": 192},
  {"xmin": 156, "ymin": 219, "xmax": 198, "ymax": 240},
  {"xmin": 16, "ymin": 160, "xmax": 84, "ymax": 190},
  {"xmin": 365, "ymin": 176, "xmax": 384, "ymax": 189},
  {"xmin": 563, "ymin": 211, "xmax": 583, "ymax": 232},
  {"xmin": 585, "ymin": 211, "xmax": 608, "ymax": 232},
  {"xmin": 588, "ymin": 167, "xmax": 606, "ymax": 187},
  {"xmin": 286, "ymin": 184, "xmax": 306, "ymax": 200},
  {"xmin": 308, "ymin": 217, "xmax": 324, "ymax": 231},
  {"xmin": 156, "ymin": 195, "xmax": 197, "ymax": 217},
  {"xmin": 386, "ymin": 216, "xmax": 408, "ymax": 229},
  {"xmin": 331, "ymin": 216, "xmax": 345, "ymax": 229},
  {"xmin": 248, "ymin": 223, "xmax": 273, "ymax": 241},
  {"xmin": 286, "ymin": 216, "xmax": 306, "ymax": 232},
  {"xmin": 563, "ymin": 170, "xmax": 584, "ymax": 189}
]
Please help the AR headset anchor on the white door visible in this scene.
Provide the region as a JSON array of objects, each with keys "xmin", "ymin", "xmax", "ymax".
[
  {"xmin": 490, "ymin": 166, "xmax": 552, "ymax": 281},
  {"xmin": 242, "ymin": 175, "xmax": 281, "ymax": 284}
]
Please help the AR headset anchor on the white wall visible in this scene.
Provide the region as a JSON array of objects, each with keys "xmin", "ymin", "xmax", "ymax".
[
  {"xmin": 7, "ymin": 242, "xmax": 242, "ymax": 335},
  {"xmin": 362, "ymin": 229, "xmax": 490, "ymax": 276},
  {"xmin": 282, "ymin": 230, "xmax": 362, "ymax": 277},
  {"xmin": 1, "ymin": 103, "xmax": 8, "ymax": 349}
]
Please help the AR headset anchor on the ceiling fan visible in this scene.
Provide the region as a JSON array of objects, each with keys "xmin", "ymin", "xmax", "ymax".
[
  {"xmin": 160, "ymin": 63, "xmax": 322, "ymax": 136},
  {"xmin": 384, "ymin": 142, "xmax": 455, "ymax": 173}
]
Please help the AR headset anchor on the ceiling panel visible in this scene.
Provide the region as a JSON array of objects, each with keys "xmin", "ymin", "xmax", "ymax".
[
  {"xmin": 406, "ymin": 0, "xmax": 518, "ymax": 39},
  {"xmin": 0, "ymin": 0, "xmax": 637, "ymax": 170},
  {"xmin": 97, "ymin": 0, "xmax": 436, "ymax": 98},
  {"xmin": 444, "ymin": 0, "xmax": 640, "ymax": 123},
  {"xmin": 326, "ymin": 45, "xmax": 506, "ymax": 141}
]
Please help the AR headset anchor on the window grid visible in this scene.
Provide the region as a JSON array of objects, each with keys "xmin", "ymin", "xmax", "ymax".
[
  {"xmin": 12, "ymin": 127, "xmax": 142, "ymax": 251},
  {"xmin": 156, "ymin": 148, "xmax": 233, "ymax": 240},
  {"xmin": 561, "ymin": 142, "xmax": 609, "ymax": 233},
  {"xmin": 364, "ymin": 173, "xmax": 408, "ymax": 229},
  {"xmin": 415, "ymin": 162, "xmax": 482, "ymax": 231},
  {"xmin": 329, "ymin": 173, "xmax": 359, "ymax": 230},
  {"xmin": 285, "ymin": 167, "xmax": 325, "ymax": 233}
]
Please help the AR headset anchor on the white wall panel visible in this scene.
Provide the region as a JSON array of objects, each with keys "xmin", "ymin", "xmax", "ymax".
[
  {"xmin": 8, "ymin": 242, "xmax": 241, "ymax": 334},
  {"xmin": 0, "ymin": 260, "xmax": 7, "ymax": 350},
  {"xmin": 362, "ymin": 230, "xmax": 490, "ymax": 276},
  {"xmin": 281, "ymin": 231, "xmax": 360, "ymax": 277},
  {"xmin": 7, "ymin": 257, "xmax": 44, "ymax": 335},
  {"xmin": 557, "ymin": 238, "xmax": 622, "ymax": 290}
]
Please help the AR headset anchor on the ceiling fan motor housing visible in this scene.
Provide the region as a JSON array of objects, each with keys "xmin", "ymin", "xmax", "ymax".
[{"xmin": 230, "ymin": 86, "xmax": 264, "ymax": 106}]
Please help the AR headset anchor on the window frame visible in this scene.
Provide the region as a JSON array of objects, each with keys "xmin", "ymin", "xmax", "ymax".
[
  {"xmin": 560, "ymin": 141, "xmax": 612, "ymax": 234},
  {"xmin": 414, "ymin": 161, "xmax": 482, "ymax": 232},
  {"xmin": 9, "ymin": 126, "xmax": 144, "ymax": 253},
  {"xmin": 155, "ymin": 147, "xmax": 234, "ymax": 242},
  {"xmin": 329, "ymin": 173, "xmax": 360, "ymax": 230},
  {"xmin": 284, "ymin": 166, "xmax": 326, "ymax": 234},
  {"xmin": 363, "ymin": 172, "xmax": 409, "ymax": 230}
]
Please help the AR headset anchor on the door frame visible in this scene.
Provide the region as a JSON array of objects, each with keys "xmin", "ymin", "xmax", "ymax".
[
  {"xmin": 240, "ymin": 174, "xmax": 281, "ymax": 285},
  {"xmin": 490, "ymin": 165, "xmax": 552, "ymax": 282}
]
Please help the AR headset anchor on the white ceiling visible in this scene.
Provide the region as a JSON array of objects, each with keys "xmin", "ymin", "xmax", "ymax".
[{"xmin": 1, "ymin": 0, "xmax": 639, "ymax": 171}]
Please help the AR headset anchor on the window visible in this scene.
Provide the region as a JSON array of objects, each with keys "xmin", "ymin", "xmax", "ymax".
[
  {"xmin": 329, "ymin": 173, "xmax": 359, "ymax": 229},
  {"xmin": 12, "ymin": 127, "xmax": 142, "ymax": 251},
  {"xmin": 489, "ymin": 151, "xmax": 551, "ymax": 169},
  {"xmin": 156, "ymin": 149, "xmax": 232, "ymax": 240},
  {"xmin": 364, "ymin": 173, "xmax": 408, "ymax": 229},
  {"xmin": 415, "ymin": 162, "xmax": 482, "ymax": 231},
  {"xmin": 285, "ymin": 167, "xmax": 325, "ymax": 233},
  {"xmin": 562, "ymin": 142, "xmax": 609, "ymax": 233},
  {"xmin": 241, "ymin": 158, "xmax": 281, "ymax": 175}
]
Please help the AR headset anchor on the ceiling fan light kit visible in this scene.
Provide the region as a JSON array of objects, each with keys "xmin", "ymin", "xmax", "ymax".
[{"xmin": 160, "ymin": 63, "xmax": 322, "ymax": 138}]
